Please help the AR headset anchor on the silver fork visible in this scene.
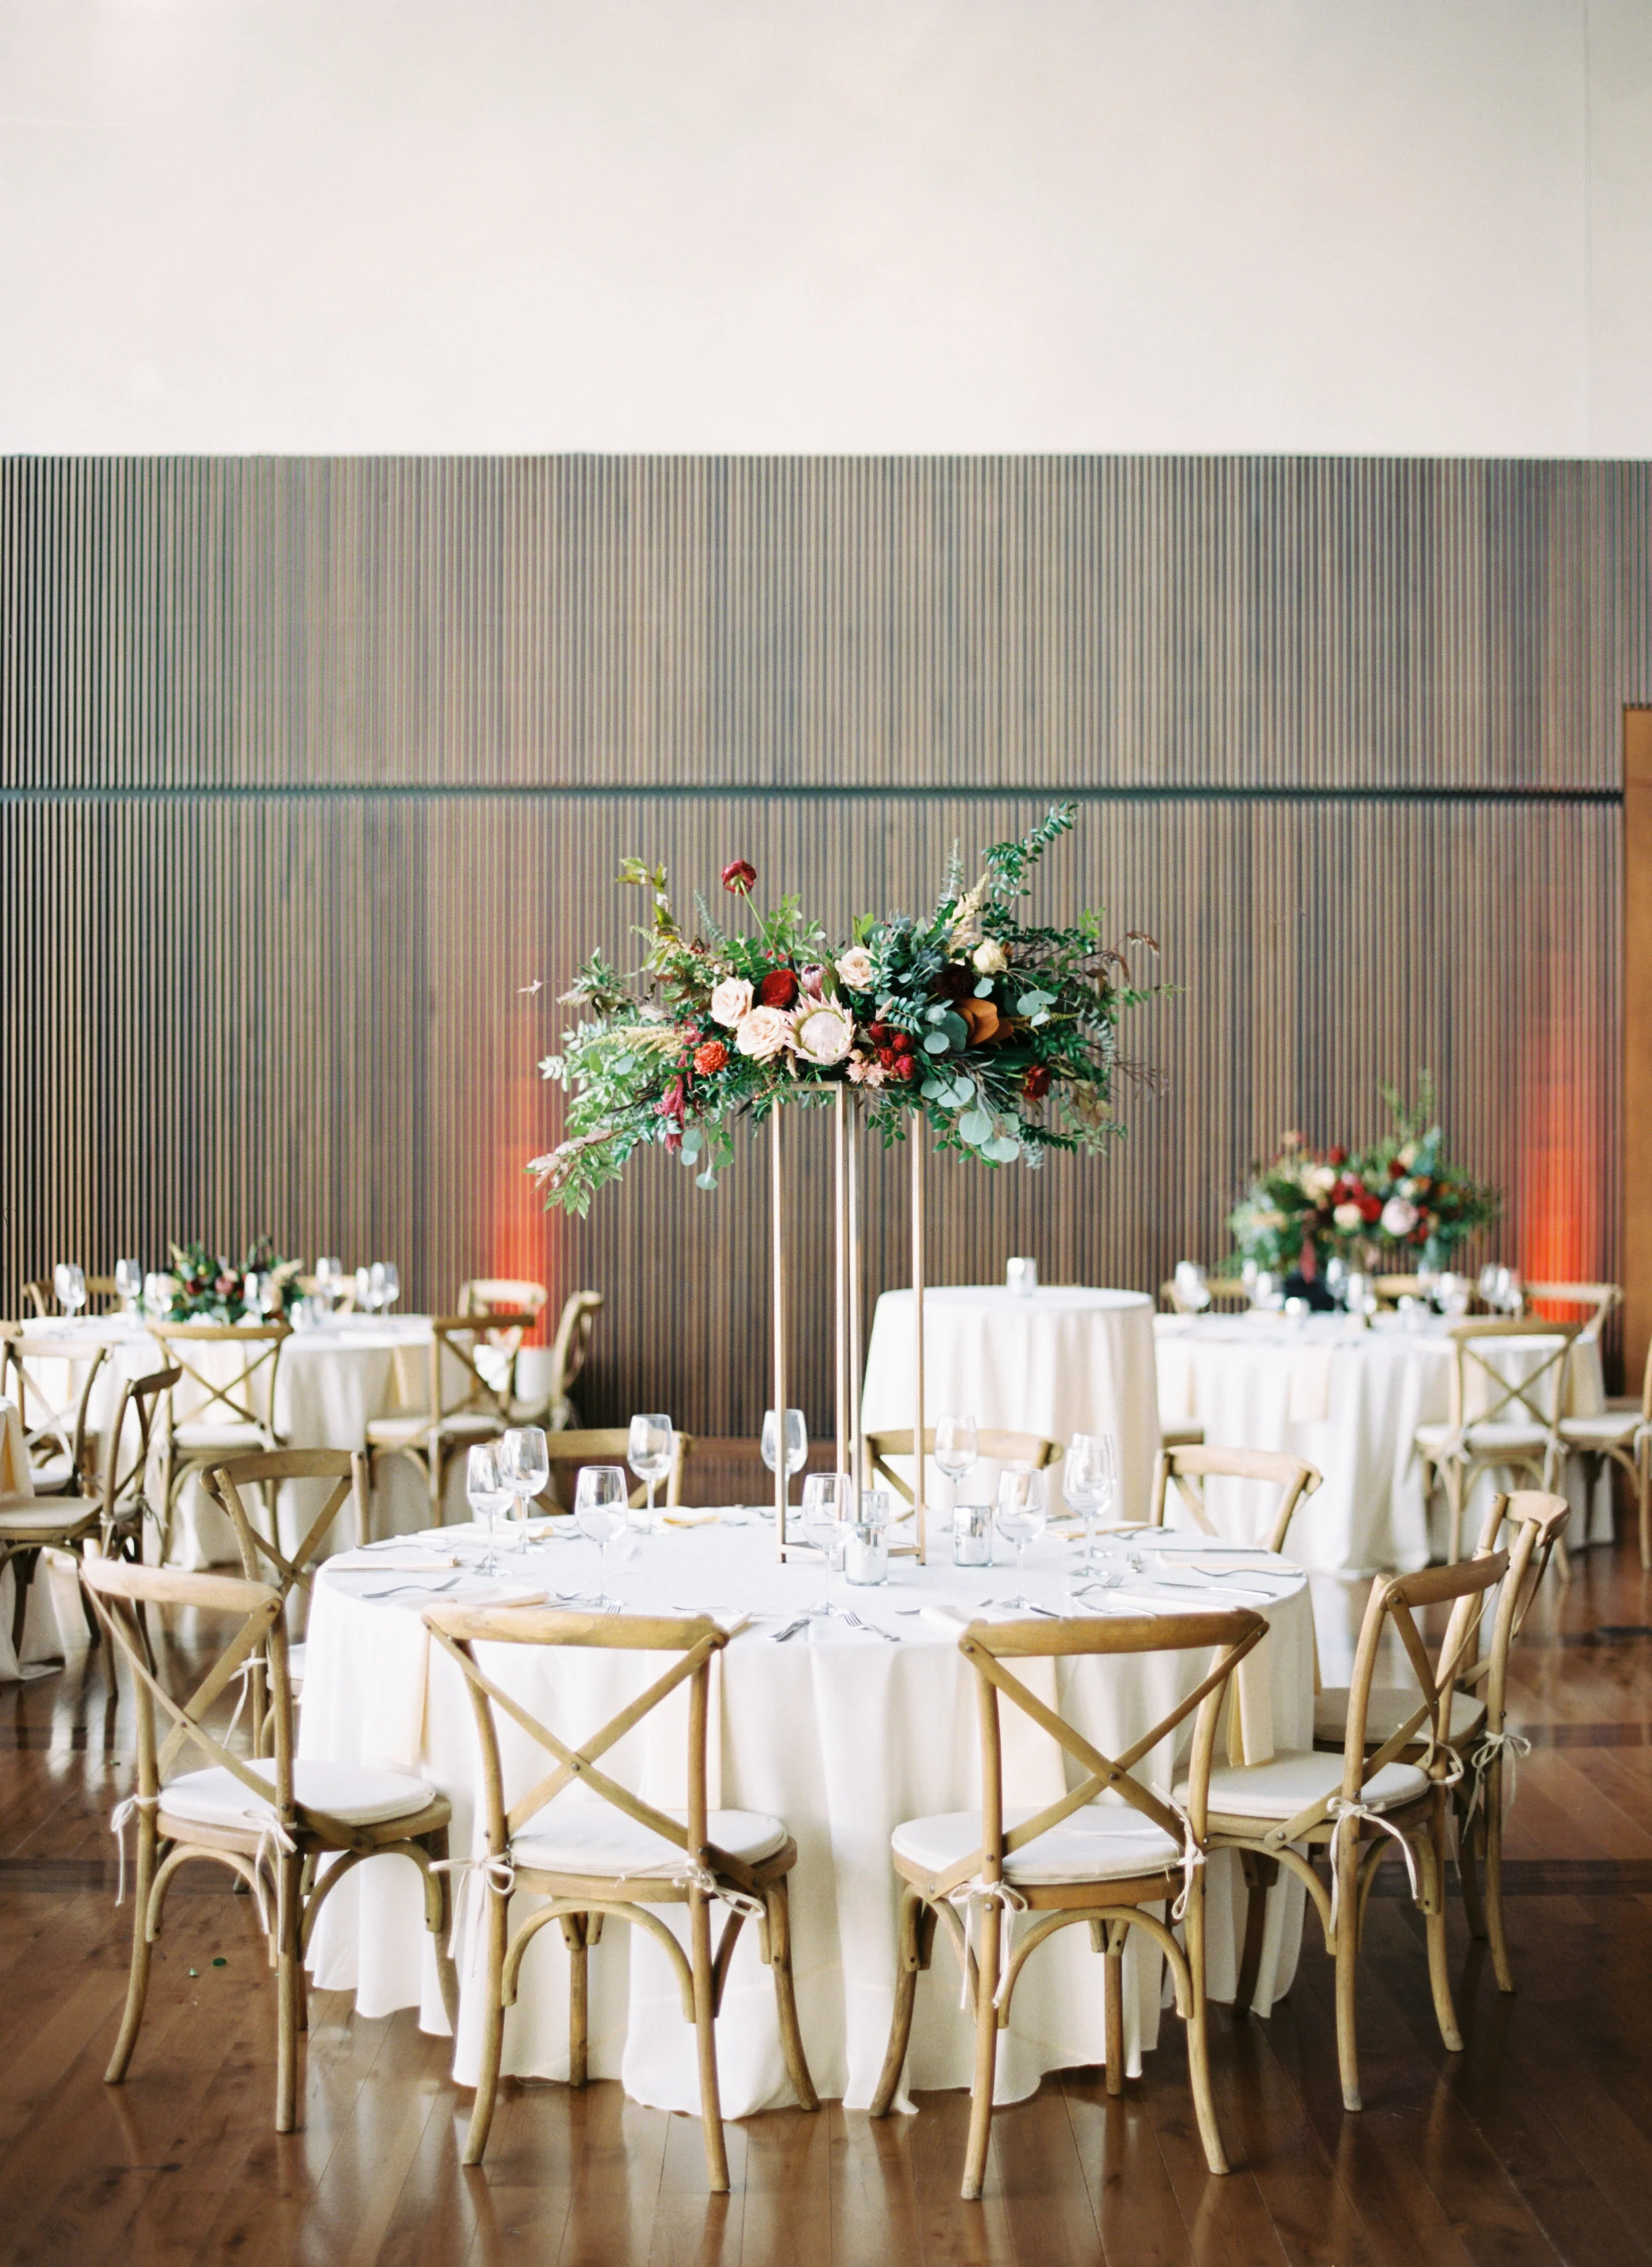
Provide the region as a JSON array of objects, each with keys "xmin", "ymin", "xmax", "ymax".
[
  {"xmin": 363, "ymin": 1573, "xmax": 462, "ymax": 1601},
  {"xmin": 841, "ymin": 1611, "xmax": 899, "ymax": 1642}
]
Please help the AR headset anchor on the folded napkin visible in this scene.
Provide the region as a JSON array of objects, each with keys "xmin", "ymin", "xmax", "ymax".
[
  {"xmin": 328, "ymin": 1549, "xmax": 464, "ymax": 1574},
  {"xmin": 660, "ymin": 1506, "xmax": 724, "ymax": 1528}
]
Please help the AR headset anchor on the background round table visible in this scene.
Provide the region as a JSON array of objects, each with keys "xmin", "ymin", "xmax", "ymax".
[
  {"xmin": 298, "ymin": 1515, "xmax": 1314, "ymax": 2118},
  {"xmin": 1154, "ymin": 1310, "xmax": 1610, "ymax": 1573},
  {"xmin": 861, "ymin": 1286, "xmax": 1162, "ymax": 1523}
]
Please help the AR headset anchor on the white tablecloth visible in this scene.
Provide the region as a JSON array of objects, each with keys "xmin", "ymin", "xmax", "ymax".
[
  {"xmin": 298, "ymin": 1516, "xmax": 1314, "ymax": 2118},
  {"xmin": 13, "ymin": 1316, "xmax": 449, "ymax": 1565},
  {"xmin": 0, "ymin": 1397, "xmax": 100, "ymax": 1682},
  {"xmin": 862, "ymin": 1287, "xmax": 1162, "ymax": 1523},
  {"xmin": 1154, "ymin": 1313, "xmax": 1610, "ymax": 1574}
]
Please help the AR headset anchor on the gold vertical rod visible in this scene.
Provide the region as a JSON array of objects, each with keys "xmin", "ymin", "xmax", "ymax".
[
  {"xmin": 846, "ymin": 1090, "xmax": 862, "ymax": 1521},
  {"xmin": 834, "ymin": 1083, "xmax": 848, "ymax": 1477},
  {"xmin": 911, "ymin": 1119, "xmax": 927, "ymax": 1564},
  {"xmin": 771, "ymin": 1102, "xmax": 787, "ymax": 1560}
]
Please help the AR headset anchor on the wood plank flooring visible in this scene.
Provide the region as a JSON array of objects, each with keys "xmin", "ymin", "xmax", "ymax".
[{"xmin": 1, "ymin": 1541, "xmax": 1651, "ymax": 2265}]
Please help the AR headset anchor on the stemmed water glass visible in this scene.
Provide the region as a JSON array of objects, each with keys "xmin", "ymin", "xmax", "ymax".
[
  {"xmin": 114, "ymin": 1258, "xmax": 143, "ymax": 1316},
  {"xmin": 934, "ymin": 1414, "xmax": 979, "ymax": 1516},
  {"xmin": 994, "ymin": 1465, "xmax": 1047, "ymax": 1609},
  {"xmin": 800, "ymin": 1472, "xmax": 850, "ymax": 1617},
  {"xmin": 54, "ymin": 1262, "xmax": 87, "ymax": 1323},
  {"xmin": 378, "ymin": 1262, "xmax": 400, "ymax": 1314},
  {"xmin": 575, "ymin": 1466, "xmax": 630, "ymax": 1610},
  {"xmin": 467, "ymin": 1442, "xmax": 514, "ymax": 1576},
  {"xmin": 501, "ymin": 1426, "xmax": 550, "ymax": 1545},
  {"xmin": 1173, "ymin": 1261, "xmax": 1211, "ymax": 1314},
  {"xmin": 761, "ymin": 1408, "xmax": 809, "ymax": 1511},
  {"xmin": 626, "ymin": 1414, "xmax": 675, "ymax": 1529},
  {"xmin": 315, "ymin": 1256, "xmax": 343, "ymax": 1315},
  {"xmin": 1063, "ymin": 1432, "xmax": 1117, "ymax": 1568}
]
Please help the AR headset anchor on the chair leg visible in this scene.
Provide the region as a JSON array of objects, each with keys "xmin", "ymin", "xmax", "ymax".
[
  {"xmin": 560, "ymin": 1913, "xmax": 589, "ymax": 2089},
  {"xmin": 1445, "ymin": 1461, "xmax": 1465, "ymax": 1566},
  {"xmin": 1483, "ymin": 1757, "xmax": 1515, "ymax": 1995},
  {"xmin": 11, "ymin": 1549, "xmax": 36, "ymax": 1658},
  {"xmin": 105, "ymin": 1825, "xmax": 159, "ymax": 2083},
  {"xmin": 276, "ymin": 1851, "xmax": 304, "ymax": 2132},
  {"xmin": 1454, "ymin": 1791, "xmax": 1487, "ymax": 1940},
  {"xmin": 689, "ymin": 1887, "xmax": 730, "ymax": 2194},
  {"xmin": 764, "ymin": 1876, "xmax": 819, "ymax": 2112},
  {"xmin": 1423, "ymin": 1798, "xmax": 1463, "ymax": 2054},
  {"xmin": 1183, "ymin": 1879, "xmax": 1230, "ymax": 2176},
  {"xmin": 427, "ymin": 1829, "xmax": 461, "ymax": 2034},
  {"xmin": 960, "ymin": 1900, "xmax": 1002, "ymax": 2202},
  {"xmin": 1233, "ymin": 1851, "xmax": 1276, "ymax": 2017},
  {"xmin": 462, "ymin": 1876, "xmax": 511, "ymax": 2166},
  {"xmin": 1639, "ymin": 1441, "xmax": 1651, "ymax": 1574},
  {"xmin": 1103, "ymin": 1924, "xmax": 1125, "ymax": 2096},
  {"xmin": 870, "ymin": 1885, "xmax": 926, "ymax": 2117},
  {"xmin": 1333, "ymin": 1833, "xmax": 1363, "ymax": 2111}
]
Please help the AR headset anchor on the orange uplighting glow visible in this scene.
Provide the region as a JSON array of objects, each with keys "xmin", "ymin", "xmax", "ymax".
[{"xmin": 1516, "ymin": 1052, "xmax": 1599, "ymax": 1303}]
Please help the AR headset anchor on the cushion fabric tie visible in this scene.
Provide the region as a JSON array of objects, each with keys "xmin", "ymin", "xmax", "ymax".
[
  {"xmin": 432, "ymin": 1849, "xmax": 517, "ymax": 1954},
  {"xmin": 1463, "ymin": 1729, "xmax": 1532, "ymax": 1824},
  {"xmin": 108, "ymin": 1793, "xmax": 161, "ymax": 1907},
  {"xmin": 1325, "ymin": 1796, "xmax": 1420, "ymax": 1935},
  {"xmin": 667, "ymin": 1861, "xmax": 767, "ymax": 1922},
  {"xmin": 944, "ymin": 1878, "xmax": 1028, "ymax": 2009}
]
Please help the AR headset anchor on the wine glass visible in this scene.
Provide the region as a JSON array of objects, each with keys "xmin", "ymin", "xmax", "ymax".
[
  {"xmin": 54, "ymin": 1262, "xmax": 87, "ymax": 1323},
  {"xmin": 366, "ymin": 1261, "xmax": 390, "ymax": 1315},
  {"xmin": 242, "ymin": 1270, "xmax": 267, "ymax": 1324},
  {"xmin": 800, "ymin": 1471, "xmax": 849, "ymax": 1616},
  {"xmin": 1173, "ymin": 1260, "xmax": 1211, "ymax": 1315},
  {"xmin": 379, "ymin": 1261, "xmax": 400, "ymax": 1314},
  {"xmin": 501, "ymin": 1426, "xmax": 550, "ymax": 1543},
  {"xmin": 467, "ymin": 1442, "xmax": 513, "ymax": 1576},
  {"xmin": 1063, "ymin": 1432, "xmax": 1117, "ymax": 1568},
  {"xmin": 1005, "ymin": 1256, "xmax": 1037, "ymax": 1296},
  {"xmin": 356, "ymin": 1264, "xmax": 376, "ymax": 1315},
  {"xmin": 575, "ymin": 1466, "xmax": 630, "ymax": 1610},
  {"xmin": 315, "ymin": 1255, "xmax": 342, "ymax": 1313},
  {"xmin": 994, "ymin": 1465, "xmax": 1047, "ymax": 1609},
  {"xmin": 626, "ymin": 1414, "xmax": 675, "ymax": 1529},
  {"xmin": 114, "ymin": 1257, "xmax": 143, "ymax": 1315},
  {"xmin": 761, "ymin": 1408, "xmax": 809, "ymax": 1510},
  {"xmin": 934, "ymin": 1414, "xmax": 979, "ymax": 1516}
]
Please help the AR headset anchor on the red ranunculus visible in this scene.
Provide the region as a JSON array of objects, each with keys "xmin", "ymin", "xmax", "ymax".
[
  {"xmin": 891, "ymin": 1030, "xmax": 914, "ymax": 1055},
  {"xmin": 693, "ymin": 1040, "xmax": 728, "ymax": 1075},
  {"xmin": 889, "ymin": 1054, "xmax": 918, "ymax": 1082},
  {"xmin": 866, "ymin": 1020, "xmax": 889, "ymax": 1044},
  {"xmin": 1359, "ymin": 1195, "xmax": 1382, "ymax": 1223},
  {"xmin": 876, "ymin": 1047, "xmax": 897, "ymax": 1069},
  {"xmin": 1328, "ymin": 1145, "xmax": 1348, "ymax": 1167},
  {"xmin": 721, "ymin": 859, "xmax": 757, "ymax": 896},
  {"xmin": 757, "ymin": 968, "xmax": 800, "ymax": 1009},
  {"xmin": 1022, "ymin": 1064, "xmax": 1052, "ymax": 1100}
]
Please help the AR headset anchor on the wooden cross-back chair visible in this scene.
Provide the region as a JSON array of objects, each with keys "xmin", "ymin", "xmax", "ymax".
[
  {"xmin": 147, "ymin": 1321, "xmax": 290, "ymax": 1561},
  {"xmin": 1159, "ymin": 1276, "xmax": 1252, "ymax": 1314},
  {"xmin": 365, "ymin": 1313, "xmax": 531, "ymax": 1521},
  {"xmin": 295, "ymin": 1273, "xmax": 357, "ymax": 1312},
  {"xmin": 1559, "ymin": 1332, "xmax": 1652, "ymax": 1569},
  {"xmin": 1314, "ymin": 1488, "xmax": 1567, "ymax": 1997},
  {"xmin": 1372, "ymin": 1274, "xmax": 1435, "ymax": 1308},
  {"xmin": 205, "ymin": 1449, "xmax": 370, "ymax": 1754},
  {"xmin": 424, "ymin": 1602, "xmax": 818, "ymax": 2191},
  {"xmin": 860, "ymin": 1427, "xmax": 1061, "ymax": 1508},
  {"xmin": 1189, "ymin": 1547, "xmax": 1507, "ymax": 2112},
  {"xmin": 0, "ymin": 1362, "xmax": 178, "ymax": 1657},
  {"xmin": 503, "ymin": 1289, "xmax": 604, "ymax": 1430},
  {"xmin": 459, "ymin": 1277, "xmax": 548, "ymax": 1323},
  {"xmin": 0, "ymin": 1328, "xmax": 111, "ymax": 1495},
  {"xmin": 22, "ymin": 1273, "xmax": 121, "ymax": 1318},
  {"xmin": 1149, "ymin": 1443, "xmax": 1323, "ymax": 1556},
  {"xmin": 83, "ymin": 1555, "xmax": 457, "ymax": 2134},
  {"xmin": 1415, "ymin": 1319, "xmax": 1579, "ymax": 1562},
  {"xmin": 868, "ymin": 1607, "xmax": 1265, "ymax": 2197},
  {"xmin": 1524, "ymin": 1280, "xmax": 1620, "ymax": 1333},
  {"xmin": 537, "ymin": 1428, "xmax": 695, "ymax": 1513}
]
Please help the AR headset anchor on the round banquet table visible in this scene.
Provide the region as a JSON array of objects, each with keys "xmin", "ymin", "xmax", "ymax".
[
  {"xmin": 298, "ymin": 1515, "xmax": 1314, "ymax": 2118},
  {"xmin": 1154, "ymin": 1311, "xmax": 1610, "ymax": 1574},
  {"xmin": 860, "ymin": 1287, "xmax": 1161, "ymax": 1523},
  {"xmin": 12, "ymin": 1314, "xmax": 457, "ymax": 1566}
]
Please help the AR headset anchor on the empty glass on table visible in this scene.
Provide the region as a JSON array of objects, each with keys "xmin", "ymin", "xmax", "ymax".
[
  {"xmin": 1173, "ymin": 1260, "xmax": 1211, "ymax": 1314},
  {"xmin": 54, "ymin": 1262, "xmax": 87, "ymax": 1322},
  {"xmin": 626, "ymin": 1414, "xmax": 675, "ymax": 1529},
  {"xmin": 574, "ymin": 1465, "xmax": 630, "ymax": 1610},
  {"xmin": 501, "ymin": 1426, "xmax": 550, "ymax": 1542},
  {"xmin": 467, "ymin": 1441, "xmax": 514, "ymax": 1576},
  {"xmin": 761, "ymin": 1408, "xmax": 808, "ymax": 1510},
  {"xmin": 934, "ymin": 1413, "xmax": 978, "ymax": 1515},
  {"xmin": 994, "ymin": 1464, "xmax": 1047, "ymax": 1608},
  {"xmin": 800, "ymin": 1471, "xmax": 850, "ymax": 1616},
  {"xmin": 1063, "ymin": 1431, "xmax": 1117, "ymax": 1567},
  {"xmin": 114, "ymin": 1257, "xmax": 143, "ymax": 1315}
]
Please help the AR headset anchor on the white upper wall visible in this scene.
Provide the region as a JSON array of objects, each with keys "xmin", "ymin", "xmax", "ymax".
[{"xmin": 1, "ymin": 0, "xmax": 1649, "ymax": 455}]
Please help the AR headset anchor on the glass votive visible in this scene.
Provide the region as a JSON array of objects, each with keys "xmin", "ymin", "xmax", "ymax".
[
  {"xmin": 952, "ymin": 1500, "xmax": 993, "ymax": 1568},
  {"xmin": 1006, "ymin": 1256, "xmax": 1038, "ymax": 1296},
  {"xmin": 845, "ymin": 1523, "xmax": 888, "ymax": 1585}
]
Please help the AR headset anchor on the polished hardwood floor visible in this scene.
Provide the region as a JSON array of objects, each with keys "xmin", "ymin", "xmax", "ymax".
[{"xmin": 2, "ymin": 1536, "xmax": 1651, "ymax": 2266}]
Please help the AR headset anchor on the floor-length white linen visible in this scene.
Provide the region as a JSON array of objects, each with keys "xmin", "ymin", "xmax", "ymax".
[
  {"xmin": 862, "ymin": 1287, "xmax": 1162, "ymax": 1523},
  {"xmin": 0, "ymin": 1397, "xmax": 99, "ymax": 1681},
  {"xmin": 1154, "ymin": 1312, "xmax": 1610, "ymax": 1572},
  {"xmin": 299, "ymin": 1518, "xmax": 1313, "ymax": 2117}
]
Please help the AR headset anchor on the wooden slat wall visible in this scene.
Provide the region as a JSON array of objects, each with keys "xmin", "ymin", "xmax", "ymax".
[{"xmin": 2, "ymin": 458, "xmax": 1643, "ymax": 1427}]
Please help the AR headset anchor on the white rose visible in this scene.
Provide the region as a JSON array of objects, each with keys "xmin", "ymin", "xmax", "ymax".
[
  {"xmin": 1380, "ymin": 1197, "xmax": 1418, "ymax": 1238},
  {"xmin": 709, "ymin": 976, "xmax": 753, "ymax": 1028},
  {"xmin": 735, "ymin": 1005, "xmax": 794, "ymax": 1061},
  {"xmin": 792, "ymin": 1004, "xmax": 854, "ymax": 1065},
  {"xmin": 1304, "ymin": 1164, "xmax": 1337, "ymax": 1199},
  {"xmin": 1333, "ymin": 1202, "xmax": 1364, "ymax": 1233},
  {"xmin": 971, "ymin": 939, "xmax": 1007, "ymax": 975},
  {"xmin": 834, "ymin": 947, "xmax": 875, "ymax": 993},
  {"xmin": 1398, "ymin": 1142, "xmax": 1418, "ymax": 1169}
]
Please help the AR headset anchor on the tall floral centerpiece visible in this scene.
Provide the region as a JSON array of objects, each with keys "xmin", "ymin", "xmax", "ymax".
[
  {"xmin": 1348, "ymin": 1083, "xmax": 1500, "ymax": 1272},
  {"xmin": 531, "ymin": 805, "xmax": 1164, "ymax": 1210},
  {"xmin": 153, "ymin": 1238, "xmax": 303, "ymax": 1322}
]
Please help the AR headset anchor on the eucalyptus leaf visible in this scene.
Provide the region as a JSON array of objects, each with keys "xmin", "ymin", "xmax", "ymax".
[
  {"xmin": 924, "ymin": 1003, "xmax": 948, "ymax": 1024},
  {"xmin": 696, "ymin": 1169, "xmax": 718, "ymax": 1190},
  {"xmin": 984, "ymin": 1135, "xmax": 1022, "ymax": 1163},
  {"xmin": 948, "ymin": 1076, "xmax": 976, "ymax": 1106},
  {"xmin": 940, "ymin": 1012, "xmax": 969, "ymax": 1045},
  {"xmin": 973, "ymin": 979, "xmax": 995, "ymax": 997},
  {"xmin": 922, "ymin": 1032, "xmax": 952, "ymax": 1055},
  {"xmin": 680, "ymin": 1128, "xmax": 704, "ymax": 1160},
  {"xmin": 920, "ymin": 1075, "xmax": 947, "ymax": 1100},
  {"xmin": 612, "ymin": 1054, "xmax": 635, "ymax": 1074},
  {"xmin": 959, "ymin": 1107, "xmax": 994, "ymax": 1145}
]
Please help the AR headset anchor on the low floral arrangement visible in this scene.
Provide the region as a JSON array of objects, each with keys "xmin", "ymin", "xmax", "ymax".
[
  {"xmin": 154, "ymin": 1238, "xmax": 304, "ymax": 1323},
  {"xmin": 1228, "ymin": 1083, "xmax": 1499, "ymax": 1280},
  {"xmin": 531, "ymin": 806, "xmax": 1167, "ymax": 1214}
]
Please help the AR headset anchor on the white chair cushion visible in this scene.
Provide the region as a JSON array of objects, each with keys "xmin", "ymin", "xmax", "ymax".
[
  {"xmin": 1313, "ymin": 1684, "xmax": 1485, "ymax": 1746},
  {"xmin": 365, "ymin": 1414, "xmax": 432, "ymax": 1446},
  {"xmin": 172, "ymin": 1422, "xmax": 269, "ymax": 1451},
  {"xmin": 1558, "ymin": 1412, "xmax": 1640, "ymax": 1445},
  {"xmin": 0, "ymin": 1497, "xmax": 98, "ymax": 1536},
  {"xmin": 1416, "ymin": 1420, "xmax": 1550, "ymax": 1458},
  {"xmin": 511, "ymin": 1806, "xmax": 786, "ymax": 1879},
  {"xmin": 161, "ymin": 1757, "xmax": 435, "ymax": 1831},
  {"xmin": 28, "ymin": 1454, "xmax": 74, "ymax": 1492},
  {"xmin": 1176, "ymin": 1748, "xmax": 1429, "ymax": 1821},
  {"xmin": 891, "ymin": 1804, "xmax": 1180, "ymax": 1887},
  {"xmin": 366, "ymin": 1412, "xmax": 500, "ymax": 1447}
]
